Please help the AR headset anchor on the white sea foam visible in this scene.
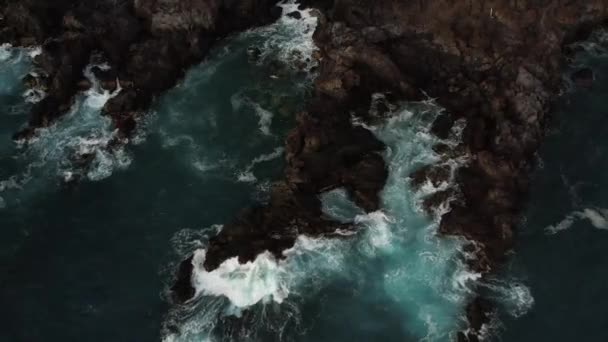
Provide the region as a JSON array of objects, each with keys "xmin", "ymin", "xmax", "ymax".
[
  {"xmin": 167, "ymin": 98, "xmax": 478, "ymax": 341},
  {"xmin": 0, "ymin": 44, "xmax": 40, "ymax": 96},
  {"xmin": 231, "ymin": 93, "xmax": 275, "ymax": 136},
  {"xmin": 570, "ymin": 29, "xmax": 608, "ymax": 57},
  {"xmin": 0, "ymin": 43, "xmax": 14, "ymax": 61},
  {"xmin": 237, "ymin": 147, "xmax": 284, "ymax": 183},
  {"xmin": 189, "ymin": 234, "xmax": 345, "ymax": 308},
  {"xmin": 451, "ymin": 267, "xmax": 483, "ymax": 293},
  {"xmin": 319, "ymin": 188, "xmax": 365, "ymax": 223},
  {"xmin": 250, "ymin": 0, "xmax": 319, "ymax": 72},
  {"xmin": 21, "ymin": 62, "xmax": 128, "ymax": 182},
  {"xmin": 482, "ymin": 279, "xmax": 535, "ymax": 318},
  {"xmin": 165, "ymin": 9, "xmax": 483, "ymax": 342},
  {"xmin": 582, "ymin": 208, "xmax": 608, "ymax": 229},
  {"xmin": 253, "ymin": 102, "xmax": 274, "ymax": 136},
  {"xmin": 191, "ymin": 249, "xmax": 289, "ymax": 308},
  {"xmin": 165, "ymin": 234, "xmax": 345, "ymax": 341},
  {"xmin": 27, "ymin": 46, "xmax": 42, "ymax": 59},
  {"xmin": 355, "ymin": 211, "xmax": 395, "ymax": 253},
  {"xmin": 192, "ymin": 158, "xmax": 219, "ymax": 173},
  {"xmin": 22, "ymin": 88, "xmax": 46, "ymax": 103},
  {"xmin": 546, "ymin": 207, "xmax": 608, "ymax": 234}
]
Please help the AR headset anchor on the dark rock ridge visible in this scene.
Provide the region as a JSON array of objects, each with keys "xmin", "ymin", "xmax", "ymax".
[
  {"xmin": 0, "ymin": 0, "xmax": 282, "ymax": 141},
  {"xmin": 4, "ymin": 0, "xmax": 608, "ymax": 340},
  {"xmin": 301, "ymin": 1, "xmax": 608, "ymax": 341},
  {"xmin": 175, "ymin": 0, "xmax": 608, "ymax": 341},
  {"xmin": 202, "ymin": 105, "xmax": 389, "ymax": 268}
]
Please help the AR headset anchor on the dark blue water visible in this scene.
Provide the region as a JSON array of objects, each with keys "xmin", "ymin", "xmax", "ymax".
[
  {"xmin": 499, "ymin": 31, "xmax": 608, "ymax": 341},
  {"xmin": 0, "ymin": 10, "xmax": 312, "ymax": 341},
  {"xmin": 2, "ymin": 7, "xmax": 607, "ymax": 342}
]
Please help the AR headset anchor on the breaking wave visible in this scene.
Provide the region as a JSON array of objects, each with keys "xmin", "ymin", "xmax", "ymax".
[
  {"xmin": 164, "ymin": 98, "xmax": 479, "ymax": 341},
  {"xmin": 246, "ymin": 0, "xmax": 319, "ymax": 74},
  {"xmin": 20, "ymin": 62, "xmax": 127, "ymax": 182}
]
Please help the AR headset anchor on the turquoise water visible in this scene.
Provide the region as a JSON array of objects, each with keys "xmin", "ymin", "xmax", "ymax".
[
  {"xmin": 3, "ymin": 4, "xmax": 606, "ymax": 342},
  {"xmin": 0, "ymin": 44, "xmax": 37, "ymax": 263},
  {"xmin": 0, "ymin": 4, "xmax": 313, "ymax": 341},
  {"xmin": 299, "ymin": 103, "xmax": 476, "ymax": 341},
  {"xmin": 166, "ymin": 101, "xmax": 477, "ymax": 342},
  {"xmin": 498, "ymin": 31, "xmax": 608, "ymax": 341}
]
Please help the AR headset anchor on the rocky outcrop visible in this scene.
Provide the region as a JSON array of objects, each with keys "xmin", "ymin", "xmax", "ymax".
[
  {"xmin": 295, "ymin": 1, "xmax": 608, "ymax": 341},
  {"xmin": 4, "ymin": 0, "xmax": 608, "ymax": 340},
  {"xmin": 203, "ymin": 102, "xmax": 389, "ymax": 270},
  {"xmin": 0, "ymin": 0, "xmax": 282, "ymax": 142},
  {"xmin": 182, "ymin": 0, "xmax": 608, "ymax": 340}
]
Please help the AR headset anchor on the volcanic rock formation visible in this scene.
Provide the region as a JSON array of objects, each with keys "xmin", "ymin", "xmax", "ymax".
[
  {"xmin": 3, "ymin": 0, "xmax": 608, "ymax": 340},
  {"xmin": 0, "ymin": 0, "xmax": 282, "ymax": 141},
  {"xmin": 187, "ymin": 1, "xmax": 608, "ymax": 340}
]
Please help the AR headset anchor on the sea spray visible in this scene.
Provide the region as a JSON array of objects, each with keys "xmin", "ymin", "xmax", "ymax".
[
  {"xmin": 165, "ymin": 234, "xmax": 346, "ymax": 342},
  {"xmin": 20, "ymin": 62, "xmax": 126, "ymax": 182},
  {"xmin": 155, "ymin": 1, "xmax": 316, "ymax": 186},
  {"xmin": 165, "ymin": 98, "xmax": 480, "ymax": 341},
  {"xmin": 248, "ymin": 0, "xmax": 319, "ymax": 75},
  {"xmin": 358, "ymin": 100, "xmax": 476, "ymax": 340}
]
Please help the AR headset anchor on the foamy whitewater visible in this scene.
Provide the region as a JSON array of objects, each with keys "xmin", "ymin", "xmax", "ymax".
[
  {"xmin": 0, "ymin": 56, "xmax": 129, "ymax": 209},
  {"xmin": 494, "ymin": 29, "xmax": 608, "ymax": 341},
  {"xmin": 25, "ymin": 62, "xmax": 127, "ymax": 181},
  {"xmin": 0, "ymin": 2, "xmax": 317, "ymax": 340},
  {"xmin": 0, "ymin": 1, "xmax": 558, "ymax": 341},
  {"xmin": 164, "ymin": 93, "xmax": 487, "ymax": 342}
]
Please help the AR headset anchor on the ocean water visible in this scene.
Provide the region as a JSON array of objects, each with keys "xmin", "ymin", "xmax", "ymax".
[
  {"xmin": 164, "ymin": 99, "xmax": 479, "ymax": 342},
  {"xmin": 2, "ymin": 3, "xmax": 606, "ymax": 342},
  {"xmin": 497, "ymin": 31, "xmax": 608, "ymax": 341},
  {"xmin": 0, "ymin": 2, "xmax": 314, "ymax": 341}
]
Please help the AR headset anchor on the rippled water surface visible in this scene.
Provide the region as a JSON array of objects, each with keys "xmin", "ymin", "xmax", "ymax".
[
  {"xmin": 2, "ymin": 5, "xmax": 607, "ymax": 342},
  {"xmin": 0, "ymin": 4, "xmax": 311, "ymax": 340},
  {"xmin": 500, "ymin": 31, "xmax": 608, "ymax": 341}
]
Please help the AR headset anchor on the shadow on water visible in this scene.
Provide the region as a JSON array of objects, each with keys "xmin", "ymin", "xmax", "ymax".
[{"xmin": 499, "ymin": 32, "xmax": 608, "ymax": 341}]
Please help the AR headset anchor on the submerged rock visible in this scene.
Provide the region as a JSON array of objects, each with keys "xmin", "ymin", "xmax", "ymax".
[
  {"xmin": 4, "ymin": 0, "xmax": 608, "ymax": 338},
  {"xmin": 167, "ymin": 1, "xmax": 608, "ymax": 316},
  {"xmin": 171, "ymin": 255, "xmax": 195, "ymax": 304},
  {"xmin": 571, "ymin": 67, "xmax": 594, "ymax": 88},
  {"xmin": 248, "ymin": 0, "xmax": 607, "ymax": 340},
  {"xmin": 0, "ymin": 0, "xmax": 283, "ymax": 140},
  {"xmin": 287, "ymin": 11, "xmax": 302, "ymax": 20}
]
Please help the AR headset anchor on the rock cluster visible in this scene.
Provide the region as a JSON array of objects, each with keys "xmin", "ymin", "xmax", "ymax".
[
  {"xmin": 297, "ymin": 1, "xmax": 608, "ymax": 340},
  {"xmin": 4, "ymin": 0, "xmax": 608, "ymax": 340},
  {"xmin": 0, "ymin": 0, "xmax": 282, "ymax": 141},
  {"xmin": 198, "ymin": 0, "xmax": 608, "ymax": 340}
]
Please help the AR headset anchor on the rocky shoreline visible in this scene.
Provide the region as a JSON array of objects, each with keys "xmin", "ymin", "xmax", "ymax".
[
  {"xmin": 302, "ymin": 1, "xmax": 608, "ymax": 340},
  {"xmin": 0, "ymin": 0, "xmax": 282, "ymax": 141},
  {"xmin": 304, "ymin": 2, "xmax": 608, "ymax": 340},
  {"xmin": 3, "ymin": 0, "xmax": 608, "ymax": 341},
  {"xmin": 188, "ymin": 1, "xmax": 608, "ymax": 340}
]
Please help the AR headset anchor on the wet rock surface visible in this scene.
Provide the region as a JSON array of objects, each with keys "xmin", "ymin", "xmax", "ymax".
[
  {"xmin": 4, "ymin": 0, "xmax": 608, "ymax": 339},
  {"xmin": 196, "ymin": 0, "xmax": 608, "ymax": 339},
  {"xmin": 1, "ymin": 0, "xmax": 282, "ymax": 141},
  {"xmin": 294, "ymin": 1, "xmax": 608, "ymax": 339}
]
